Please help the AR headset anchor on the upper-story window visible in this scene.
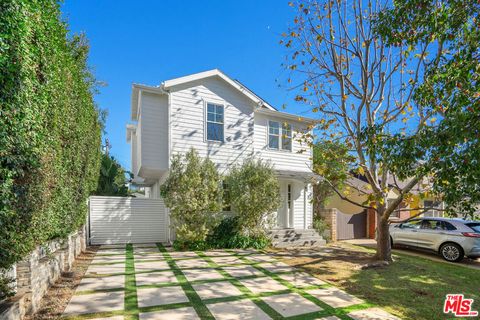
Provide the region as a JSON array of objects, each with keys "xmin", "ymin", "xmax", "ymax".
[
  {"xmin": 281, "ymin": 123, "xmax": 292, "ymax": 151},
  {"xmin": 206, "ymin": 103, "xmax": 224, "ymax": 142},
  {"xmin": 268, "ymin": 121, "xmax": 292, "ymax": 151},
  {"xmin": 268, "ymin": 121, "xmax": 280, "ymax": 149}
]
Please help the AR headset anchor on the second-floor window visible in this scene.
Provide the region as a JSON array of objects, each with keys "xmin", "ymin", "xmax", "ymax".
[
  {"xmin": 282, "ymin": 123, "xmax": 292, "ymax": 151},
  {"xmin": 206, "ymin": 103, "xmax": 224, "ymax": 142},
  {"xmin": 268, "ymin": 121, "xmax": 292, "ymax": 151}
]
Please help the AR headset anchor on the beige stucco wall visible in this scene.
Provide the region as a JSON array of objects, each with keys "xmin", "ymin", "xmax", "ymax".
[{"xmin": 326, "ymin": 190, "xmax": 400, "ymax": 215}]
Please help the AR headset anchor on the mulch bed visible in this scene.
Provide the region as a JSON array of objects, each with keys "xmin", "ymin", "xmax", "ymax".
[{"xmin": 25, "ymin": 246, "xmax": 98, "ymax": 320}]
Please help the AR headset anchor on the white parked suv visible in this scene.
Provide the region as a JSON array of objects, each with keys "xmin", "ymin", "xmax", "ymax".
[{"xmin": 389, "ymin": 217, "xmax": 480, "ymax": 262}]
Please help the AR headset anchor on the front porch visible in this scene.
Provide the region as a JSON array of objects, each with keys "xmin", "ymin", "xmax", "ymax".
[{"xmin": 274, "ymin": 170, "xmax": 319, "ymax": 230}]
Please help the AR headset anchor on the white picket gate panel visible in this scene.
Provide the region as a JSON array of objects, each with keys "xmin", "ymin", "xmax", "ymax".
[{"xmin": 88, "ymin": 196, "xmax": 168, "ymax": 245}]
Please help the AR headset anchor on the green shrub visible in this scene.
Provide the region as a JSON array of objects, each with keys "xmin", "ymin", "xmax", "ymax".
[
  {"xmin": 172, "ymin": 216, "xmax": 271, "ymax": 251},
  {"xmin": 161, "ymin": 149, "xmax": 222, "ymax": 243},
  {"xmin": 172, "ymin": 239, "xmax": 210, "ymax": 251},
  {"xmin": 207, "ymin": 216, "xmax": 271, "ymax": 249},
  {"xmin": 0, "ymin": 275, "xmax": 15, "ymax": 300},
  {"xmin": 313, "ymin": 216, "xmax": 330, "ymax": 241},
  {"xmin": 0, "ymin": 0, "xmax": 101, "ymax": 272},
  {"xmin": 226, "ymin": 158, "xmax": 281, "ymax": 237}
]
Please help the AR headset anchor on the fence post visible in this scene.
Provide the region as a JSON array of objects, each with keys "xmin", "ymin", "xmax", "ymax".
[{"xmin": 86, "ymin": 197, "xmax": 91, "ymax": 246}]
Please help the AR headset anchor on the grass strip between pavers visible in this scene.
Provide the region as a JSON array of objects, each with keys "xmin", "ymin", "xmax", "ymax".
[
  {"xmin": 197, "ymin": 251, "xmax": 286, "ymax": 319},
  {"xmin": 64, "ymin": 245, "xmax": 378, "ymax": 320},
  {"xmin": 156, "ymin": 243, "xmax": 216, "ymax": 319},
  {"xmin": 124, "ymin": 243, "xmax": 140, "ymax": 320},
  {"xmin": 229, "ymin": 250, "xmax": 376, "ymax": 320}
]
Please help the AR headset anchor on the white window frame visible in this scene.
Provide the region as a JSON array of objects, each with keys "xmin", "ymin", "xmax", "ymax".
[
  {"xmin": 423, "ymin": 200, "xmax": 443, "ymax": 217},
  {"xmin": 281, "ymin": 122, "xmax": 293, "ymax": 151},
  {"xmin": 268, "ymin": 120, "xmax": 293, "ymax": 152},
  {"xmin": 205, "ymin": 101, "xmax": 225, "ymax": 143}
]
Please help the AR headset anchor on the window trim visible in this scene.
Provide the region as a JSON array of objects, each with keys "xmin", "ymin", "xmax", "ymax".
[
  {"xmin": 281, "ymin": 122, "xmax": 293, "ymax": 151},
  {"xmin": 268, "ymin": 120, "xmax": 280, "ymax": 150},
  {"xmin": 267, "ymin": 120, "xmax": 293, "ymax": 152},
  {"xmin": 204, "ymin": 101, "xmax": 225, "ymax": 143},
  {"xmin": 423, "ymin": 200, "xmax": 443, "ymax": 218}
]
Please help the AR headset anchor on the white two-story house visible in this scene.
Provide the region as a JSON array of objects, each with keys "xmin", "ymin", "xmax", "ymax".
[{"xmin": 126, "ymin": 69, "xmax": 319, "ymax": 239}]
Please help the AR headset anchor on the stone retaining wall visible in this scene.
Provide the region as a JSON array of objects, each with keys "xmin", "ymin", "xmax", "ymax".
[{"xmin": 0, "ymin": 226, "xmax": 86, "ymax": 320}]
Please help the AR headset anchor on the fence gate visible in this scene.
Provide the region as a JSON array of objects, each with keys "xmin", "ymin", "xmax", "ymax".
[
  {"xmin": 336, "ymin": 210, "xmax": 367, "ymax": 240},
  {"xmin": 88, "ymin": 196, "xmax": 168, "ymax": 245}
]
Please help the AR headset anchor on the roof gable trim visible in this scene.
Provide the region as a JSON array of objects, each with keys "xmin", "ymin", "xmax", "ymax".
[{"xmin": 162, "ymin": 69, "xmax": 276, "ymax": 111}]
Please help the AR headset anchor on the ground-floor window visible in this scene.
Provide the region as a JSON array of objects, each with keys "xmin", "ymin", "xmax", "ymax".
[{"xmin": 423, "ymin": 200, "xmax": 443, "ymax": 217}]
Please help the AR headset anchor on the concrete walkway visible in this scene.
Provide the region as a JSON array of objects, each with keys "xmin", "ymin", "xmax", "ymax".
[
  {"xmin": 341, "ymin": 239, "xmax": 480, "ymax": 270},
  {"xmin": 62, "ymin": 244, "xmax": 400, "ymax": 320}
]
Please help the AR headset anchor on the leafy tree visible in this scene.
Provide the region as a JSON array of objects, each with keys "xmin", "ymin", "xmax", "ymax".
[
  {"xmin": 227, "ymin": 158, "xmax": 281, "ymax": 236},
  {"xmin": 375, "ymin": 0, "xmax": 480, "ymax": 217},
  {"xmin": 281, "ymin": 0, "xmax": 478, "ymax": 261},
  {"xmin": 160, "ymin": 149, "xmax": 222, "ymax": 243},
  {"xmin": 312, "ymin": 140, "xmax": 355, "ymax": 212},
  {"xmin": 95, "ymin": 153, "xmax": 131, "ymax": 196}
]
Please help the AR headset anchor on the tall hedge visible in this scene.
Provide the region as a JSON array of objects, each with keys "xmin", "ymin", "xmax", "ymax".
[{"xmin": 0, "ymin": 0, "xmax": 102, "ymax": 270}]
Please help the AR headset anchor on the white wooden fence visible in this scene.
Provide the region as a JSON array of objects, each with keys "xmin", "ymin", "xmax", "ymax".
[{"xmin": 88, "ymin": 196, "xmax": 168, "ymax": 245}]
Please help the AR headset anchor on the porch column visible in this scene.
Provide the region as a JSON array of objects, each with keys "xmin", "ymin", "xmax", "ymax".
[{"xmin": 303, "ymin": 184, "xmax": 307, "ymax": 229}]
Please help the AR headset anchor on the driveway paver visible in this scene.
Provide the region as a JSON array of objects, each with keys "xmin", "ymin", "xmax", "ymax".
[
  {"xmin": 192, "ymin": 281, "xmax": 243, "ymax": 299},
  {"xmin": 137, "ymin": 286, "xmax": 189, "ymax": 307},
  {"xmin": 61, "ymin": 243, "xmax": 400, "ymax": 320},
  {"xmin": 207, "ymin": 299, "xmax": 271, "ymax": 320},
  {"xmin": 307, "ymin": 287, "xmax": 364, "ymax": 308},
  {"xmin": 63, "ymin": 291, "xmax": 124, "ymax": 315},
  {"xmin": 139, "ymin": 307, "xmax": 200, "ymax": 320},
  {"xmin": 262, "ymin": 292, "xmax": 322, "ymax": 317}
]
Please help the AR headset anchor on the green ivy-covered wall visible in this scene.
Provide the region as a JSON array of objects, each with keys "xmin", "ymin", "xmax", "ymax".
[{"xmin": 0, "ymin": 0, "xmax": 102, "ymax": 270}]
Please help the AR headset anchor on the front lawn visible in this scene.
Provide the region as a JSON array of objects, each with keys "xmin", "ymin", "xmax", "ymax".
[{"xmin": 271, "ymin": 243, "xmax": 479, "ymax": 320}]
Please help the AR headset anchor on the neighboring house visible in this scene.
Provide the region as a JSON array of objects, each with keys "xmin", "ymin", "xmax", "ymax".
[
  {"xmin": 323, "ymin": 175, "xmax": 444, "ymax": 240},
  {"xmin": 126, "ymin": 69, "xmax": 317, "ymax": 235}
]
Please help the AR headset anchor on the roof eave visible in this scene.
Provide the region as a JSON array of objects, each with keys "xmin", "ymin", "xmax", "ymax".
[
  {"xmin": 255, "ymin": 108, "xmax": 317, "ymax": 124},
  {"xmin": 162, "ymin": 69, "xmax": 277, "ymax": 111},
  {"xmin": 130, "ymin": 84, "xmax": 167, "ymax": 121}
]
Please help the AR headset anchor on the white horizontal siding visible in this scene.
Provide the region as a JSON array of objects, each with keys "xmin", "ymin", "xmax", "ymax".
[
  {"xmin": 170, "ymin": 77, "xmax": 255, "ymax": 174},
  {"xmin": 139, "ymin": 91, "xmax": 169, "ymax": 173},
  {"xmin": 89, "ymin": 196, "xmax": 167, "ymax": 245},
  {"xmin": 253, "ymin": 112, "xmax": 312, "ymax": 172},
  {"xmin": 131, "ymin": 131, "xmax": 138, "ymax": 176}
]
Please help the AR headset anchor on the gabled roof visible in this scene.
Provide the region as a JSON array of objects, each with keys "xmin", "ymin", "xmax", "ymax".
[
  {"xmin": 162, "ymin": 69, "xmax": 277, "ymax": 111},
  {"xmin": 130, "ymin": 69, "xmax": 317, "ymax": 123}
]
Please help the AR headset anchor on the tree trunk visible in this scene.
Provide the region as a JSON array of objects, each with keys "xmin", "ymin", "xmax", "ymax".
[{"xmin": 375, "ymin": 210, "xmax": 392, "ymax": 262}]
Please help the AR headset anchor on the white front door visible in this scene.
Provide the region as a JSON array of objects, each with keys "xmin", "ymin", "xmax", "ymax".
[{"xmin": 277, "ymin": 182, "xmax": 292, "ymax": 228}]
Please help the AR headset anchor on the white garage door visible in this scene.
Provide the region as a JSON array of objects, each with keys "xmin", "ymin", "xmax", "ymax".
[{"xmin": 89, "ymin": 196, "xmax": 168, "ymax": 245}]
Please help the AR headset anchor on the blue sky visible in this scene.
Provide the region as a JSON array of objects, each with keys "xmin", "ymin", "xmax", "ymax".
[{"xmin": 62, "ymin": 0, "xmax": 303, "ymax": 170}]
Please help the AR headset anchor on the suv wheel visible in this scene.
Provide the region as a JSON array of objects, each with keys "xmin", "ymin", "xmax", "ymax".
[{"xmin": 440, "ymin": 243, "xmax": 464, "ymax": 262}]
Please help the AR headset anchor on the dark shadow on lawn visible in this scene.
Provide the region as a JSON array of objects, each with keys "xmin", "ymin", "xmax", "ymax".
[{"xmin": 274, "ymin": 245, "xmax": 480, "ymax": 320}]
